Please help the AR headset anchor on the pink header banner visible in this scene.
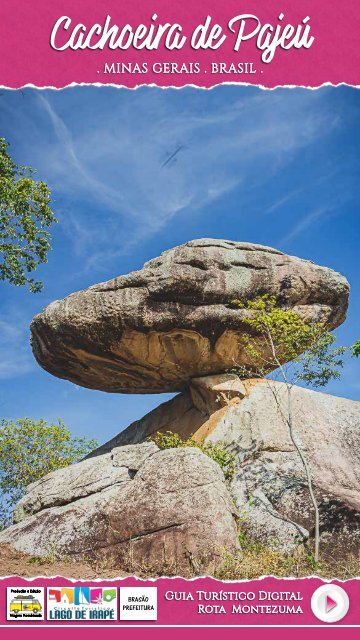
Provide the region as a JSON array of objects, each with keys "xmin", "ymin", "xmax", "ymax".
[
  {"xmin": 0, "ymin": 0, "xmax": 359, "ymax": 88},
  {"xmin": 1, "ymin": 575, "xmax": 359, "ymax": 627}
]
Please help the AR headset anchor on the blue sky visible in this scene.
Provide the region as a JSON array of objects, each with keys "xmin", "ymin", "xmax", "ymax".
[{"xmin": 0, "ymin": 86, "xmax": 359, "ymax": 444}]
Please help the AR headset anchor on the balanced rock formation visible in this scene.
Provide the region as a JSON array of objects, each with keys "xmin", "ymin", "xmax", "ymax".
[
  {"xmin": 0, "ymin": 443, "xmax": 239, "ymax": 576},
  {"xmin": 30, "ymin": 239, "xmax": 349, "ymax": 393},
  {"xmin": 1, "ymin": 239, "xmax": 355, "ymax": 577},
  {"xmin": 89, "ymin": 376, "xmax": 360, "ymax": 557}
]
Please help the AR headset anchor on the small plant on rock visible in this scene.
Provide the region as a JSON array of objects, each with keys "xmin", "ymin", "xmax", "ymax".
[
  {"xmin": 230, "ymin": 294, "xmax": 346, "ymax": 564},
  {"xmin": 150, "ymin": 431, "xmax": 235, "ymax": 482}
]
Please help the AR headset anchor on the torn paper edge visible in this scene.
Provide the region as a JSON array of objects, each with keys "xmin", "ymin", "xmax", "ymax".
[
  {"xmin": 0, "ymin": 573, "xmax": 359, "ymax": 584},
  {"xmin": 0, "ymin": 81, "xmax": 359, "ymax": 91}
]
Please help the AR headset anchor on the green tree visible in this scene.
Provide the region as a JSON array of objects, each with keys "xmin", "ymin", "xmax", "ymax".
[
  {"xmin": 0, "ymin": 418, "xmax": 98, "ymax": 527},
  {"xmin": 230, "ymin": 295, "xmax": 346, "ymax": 563},
  {"xmin": 351, "ymin": 340, "xmax": 360, "ymax": 357},
  {"xmin": 0, "ymin": 138, "xmax": 57, "ymax": 292}
]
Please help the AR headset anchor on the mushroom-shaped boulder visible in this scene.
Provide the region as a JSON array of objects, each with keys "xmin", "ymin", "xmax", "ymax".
[{"xmin": 30, "ymin": 239, "xmax": 349, "ymax": 393}]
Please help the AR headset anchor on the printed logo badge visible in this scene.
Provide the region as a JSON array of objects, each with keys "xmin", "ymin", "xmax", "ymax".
[
  {"xmin": 311, "ymin": 585, "xmax": 350, "ymax": 623},
  {"xmin": 120, "ymin": 586, "xmax": 157, "ymax": 620},
  {"xmin": 7, "ymin": 587, "xmax": 45, "ymax": 621},
  {"xmin": 47, "ymin": 586, "xmax": 117, "ymax": 620}
]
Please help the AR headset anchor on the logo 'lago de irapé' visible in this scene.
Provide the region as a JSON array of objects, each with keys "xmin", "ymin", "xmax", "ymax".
[{"xmin": 47, "ymin": 587, "xmax": 117, "ymax": 620}]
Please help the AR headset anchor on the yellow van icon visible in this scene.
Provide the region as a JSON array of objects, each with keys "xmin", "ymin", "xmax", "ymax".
[{"xmin": 10, "ymin": 595, "xmax": 42, "ymax": 614}]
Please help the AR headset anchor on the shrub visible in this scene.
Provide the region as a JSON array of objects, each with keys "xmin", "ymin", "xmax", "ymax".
[
  {"xmin": 149, "ymin": 430, "xmax": 235, "ymax": 482},
  {"xmin": 0, "ymin": 418, "xmax": 98, "ymax": 527}
]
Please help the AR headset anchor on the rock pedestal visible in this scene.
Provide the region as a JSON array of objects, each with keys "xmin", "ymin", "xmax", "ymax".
[
  {"xmin": 88, "ymin": 375, "xmax": 360, "ymax": 557},
  {"xmin": 1, "ymin": 375, "xmax": 359, "ymax": 572}
]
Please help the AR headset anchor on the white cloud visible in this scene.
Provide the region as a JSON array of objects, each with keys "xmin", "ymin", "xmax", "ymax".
[
  {"xmin": 0, "ymin": 312, "xmax": 34, "ymax": 380},
  {"xmin": 265, "ymin": 188, "xmax": 303, "ymax": 214},
  {"xmin": 280, "ymin": 206, "xmax": 329, "ymax": 245},
  {"xmin": 37, "ymin": 94, "xmax": 134, "ymax": 217},
  {"xmin": 20, "ymin": 89, "xmax": 340, "ymax": 269},
  {"xmin": 280, "ymin": 189, "xmax": 351, "ymax": 245}
]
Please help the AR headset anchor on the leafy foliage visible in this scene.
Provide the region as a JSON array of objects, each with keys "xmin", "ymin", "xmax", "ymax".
[
  {"xmin": 351, "ymin": 340, "xmax": 360, "ymax": 358},
  {"xmin": 0, "ymin": 138, "xmax": 57, "ymax": 292},
  {"xmin": 150, "ymin": 430, "xmax": 235, "ymax": 482},
  {"xmin": 230, "ymin": 294, "xmax": 347, "ymax": 564},
  {"xmin": 230, "ymin": 295, "xmax": 346, "ymax": 387},
  {"xmin": 0, "ymin": 418, "xmax": 98, "ymax": 527},
  {"xmin": 299, "ymin": 333, "xmax": 346, "ymax": 387}
]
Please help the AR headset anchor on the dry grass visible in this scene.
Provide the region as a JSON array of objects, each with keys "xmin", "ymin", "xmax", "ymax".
[
  {"xmin": 83, "ymin": 536, "xmax": 360, "ymax": 581},
  {"xmin": 1, "ymin": 537, "xmax": 358, "ymax": 581},
  {"xmin": 214, "ymin": 538, "xmax": 360, "ymax": 581},
  {"xmin": 0, "ymin": 543, "xmax": 124, "ymax": 580}
]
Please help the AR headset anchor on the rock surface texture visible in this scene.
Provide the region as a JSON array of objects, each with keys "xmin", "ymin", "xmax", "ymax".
[
  {"xmin": 2, "ymin": 376, "xmax": 359, "ymax": 572},
  {"xmin": 30, "ymin": 239, "xmax": 349, "ymax": 393},
  {"xmin": 89, "ymin": 377, "xmax": 360, "ymax": 556},
  {"xmin": 0, "ymin": 443, "xmax": 239, "ymax": 576}
]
